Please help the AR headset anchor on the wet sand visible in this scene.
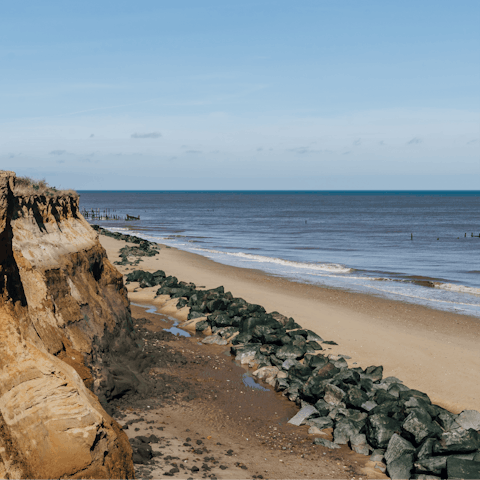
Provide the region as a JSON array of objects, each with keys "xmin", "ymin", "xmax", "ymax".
[
  {"xmin": 101, "ymin": 235, "xmax": 479, "ymax": 414},
  {"xmin": 123, "ymin": 304, "xmax": 387, "ymax": 479}
]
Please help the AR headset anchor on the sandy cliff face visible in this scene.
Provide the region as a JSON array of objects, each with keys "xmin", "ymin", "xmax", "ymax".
[{"xmin": 0, "ymin": 171, "xmax": 134, "ymax": 479}]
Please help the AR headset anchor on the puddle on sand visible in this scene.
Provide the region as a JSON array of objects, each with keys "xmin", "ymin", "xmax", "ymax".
[
  {"xmin": 131, "ymin": 302, "xmax": 191, "ymax": 337},
  {"xmin": 242, "ymin": 373, "xmax": 269, "ymax": 392}
]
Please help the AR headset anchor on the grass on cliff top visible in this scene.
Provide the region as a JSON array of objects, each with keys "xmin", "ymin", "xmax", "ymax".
[{"xmin": 14, "ymin": 176, "xmax": 78, "ymax": 198}]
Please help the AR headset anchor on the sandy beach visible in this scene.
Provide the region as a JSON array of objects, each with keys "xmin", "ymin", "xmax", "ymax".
[{"xmin": 100, "ymin": 234, "xmax": 480, "ymax": 414}]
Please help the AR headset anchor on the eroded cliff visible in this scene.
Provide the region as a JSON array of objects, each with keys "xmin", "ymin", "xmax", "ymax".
[{"xmin": 0, "ymin": 171, "xmax": 134, "ymax": 479}]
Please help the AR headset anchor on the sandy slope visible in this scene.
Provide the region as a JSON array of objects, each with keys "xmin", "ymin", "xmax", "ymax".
[{"xmin": 100, "ymin": 235, "xmax": 480, "ymax": 413}]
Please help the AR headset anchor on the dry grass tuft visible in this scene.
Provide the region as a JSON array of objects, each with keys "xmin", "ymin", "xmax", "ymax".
[{"xmin": 14, "ymin": 176, "xmax": 78, "ymax": 198}]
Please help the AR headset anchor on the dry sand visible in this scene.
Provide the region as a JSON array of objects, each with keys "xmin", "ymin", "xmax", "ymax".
[{"xmin": 101, "ymin": 235, "xmax": 479, "ymax": 414}]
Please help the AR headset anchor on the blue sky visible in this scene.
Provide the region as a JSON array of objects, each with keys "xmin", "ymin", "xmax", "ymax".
[{"xmin": 1, "ymin": 0, "xmax": 479, "ymax": 190}]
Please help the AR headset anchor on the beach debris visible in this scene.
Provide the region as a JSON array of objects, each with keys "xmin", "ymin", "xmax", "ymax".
[{"xmin": 287, "ymin": 405, "xmax": 318, "ymax": 426}]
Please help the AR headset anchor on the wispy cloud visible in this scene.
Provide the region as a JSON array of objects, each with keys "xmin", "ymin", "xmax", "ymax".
[
  {"xmin": 49, "ymin": 150, "xmax": 66, "ymax": 155},
  {"xmin": 256, "ymin": 147, "xmax": 263, "ymax": 152},
  {"xmin": 407, "ymin": 137, "xmax": 422, "ymax": 145},
  {"xmin": 342, "ymin": 151, "xmax": 351, "ymax": 155},
  {"xmin": 467, "ymin": 139, "xmax": 478, "ymax": 145},
  {"xmin": 90, "ymin": 134, "xmax": 94, "ymax": 138},
  {"xmin": 379, "ymin": 141, "xmax": 385, "ymax": 146},
  {"xmin": 353, "ymin": 138, "xmax": 361, "ymax": 146},
  {"xmin": 131, "ymin": 132, "xmax": 162, "ymax": 139},
  {"xmin": 288, "ymin": 147, "xmax": 315, "ymax": 154},
  {"xmin": 186, "ymin": 150, "xmax": 202, "ymax": 154}
]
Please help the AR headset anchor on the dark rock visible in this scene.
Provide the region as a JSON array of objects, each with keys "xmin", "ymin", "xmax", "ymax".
[
  {"xmin": 414, "ymin": 456, "xmax": 447, "ymax": 476},
  {"xmin": 231, "ymin": 332, "xmax": 253, "ymax": 345},
  {"xmin": 388, "ymin": 382, "xmax": 411, "ymax": 398},
  {"xmin": 345, "ymin": 386, "xmax": 369, "ymax": 409},
  {"xmin": 304, "ymin": 354, "xmax": 329, "ymax": 370},
  {"xmin": 288, "ymin": 364, "xmax": 313, "ymax": 382},
  {"xmin": 322, "ymin": 340, "xmax": 338, "ymax": 346},
  {"xmin": 387, "ymin": 453, "xmax": 414, "ymax": 480},
  {"xmin": 385, "ymin": 433, "xmax": 415, "ymax": 465},
  {"xmin": 307, "ymin": 341, "xmax": 323, "ymax": 350},
  {"xmin": 195, "ymin": 320, "xmax": 209, "ymax": 331},
  {"xmin": 274, "ymin": 377, "xmax": 290, "ymax": 391},
  {"xmin": 313, "ymin": 363, "xmax": 340, "ymax": 381},
  {"xmin": 308, "ymin": 416, "xmax": 334, "ymax": 430},
  {"xmin": 416, "ymin": 437, "xmax": 437, "ymax": 459},
  {"xmin": 446, "ymin": 457, "xmax": 480, "ymax": 479},
  {"xmin": 366, "ymin": 414, "xmax": 402, "ymax": 449},
  {"xmin": 374, "ymin": 389, "xmax": 398, "ymax": 405},
  {"xmin": 363, "ymin": 365, "xmax": 383, "ymax": 382},
  {"xmin": 455, "ymin": 410, "xmax": 480, "ymax": 431},
  {"xmin": 334, "ymin": 419, "xmax": 362, "ymax": 445},
  {"xmin": 324, "ymin": 384, "xmax": 345, "ymax": 406},
  {"xmin": 313, "ymin": 437, "xmax": 341, "ymax": 449},
  {"xmin": 275, "ymin": 344, "xmax": 306, "ymax": 360},
  {"xmin": 284, "ymin": 317, "xmax": 302, "ymax": 329},
  {"xmin": 433, "ymin": 429, "xmax": 480, "ymax": 454},
  {"xmin": 402, "ymin": 408, "xmax": 443, "ymax": 445},
  {"xmin": 314, "ymin": 399, "xmax": 334, "ymax": 417},
  {"xmin": 399, "ymin": 389, "xmax": 431, "ymax": 404}
]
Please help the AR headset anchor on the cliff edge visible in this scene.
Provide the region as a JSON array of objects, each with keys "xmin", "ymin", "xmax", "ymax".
[{"xmin": 0, "ymin": 171, "xmax": 134, "ymax": 479}]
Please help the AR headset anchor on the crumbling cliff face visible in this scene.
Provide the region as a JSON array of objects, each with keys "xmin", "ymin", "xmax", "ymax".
[{"xmin": 0, "ymin": 171, "xmax": 134, "ymax": 479}]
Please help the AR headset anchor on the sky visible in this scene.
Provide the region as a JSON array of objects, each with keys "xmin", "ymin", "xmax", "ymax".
[{"xmin": 1, "ymin": 0, "xmax": 479, "ymax": 190}]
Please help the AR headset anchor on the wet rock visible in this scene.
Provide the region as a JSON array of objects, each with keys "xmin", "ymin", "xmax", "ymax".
[
  {"xmin": 402, "ymin": 408, "xmax": 443, "ymax": 445},
  {"xmin": 446, "ymin": 457, "xmax": 480, "ymax": 479},
  {"xmin": 324, "ymin": 384, "xmax": 345, "ymax": 406},
  {"xmin": 366, "ymin": 414, "xmax": 402, "ymax": 449},
  {"xmin": 253, "ymin": 366, "xmax": 279, "ymax": 382},
  {"xmin": 455, "ymin": 410, "xmax": 480, "ymax": 431},
  {"xmin": 234, "ymin": 345, "xmax": 260, "ymax": 364},
  {"xmin": 433, "ymin": 429, "xmax": 480, "ymax": 454},
  {"xmin": 288, "ymin": 405, "xmax": 319, "ymax": 426},
  {"xmin": 313, "ymin": 437, "xmax": 341, "ymax": 449}
]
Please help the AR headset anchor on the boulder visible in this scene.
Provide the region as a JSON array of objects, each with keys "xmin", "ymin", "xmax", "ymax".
[
  {"xmin": 433, "ymin": 429, "xmax": 480, "ymax": 454},
  {"xmin": 402, "ymin": 408, "xmax": 443, "ymax": 445},
  {"xmin": 385, "ymin": 433, "xmax": 415, "ymax": 465},
  {"xmin": 202, "ymin": 334, "xmax": 228, "ymax": 346},
  {"xmin": 366, "ymin": 414, "xmax": 402, "ymax": 449},
  {"xmin": 275, "ymin": 344, "xmax": 306, "ymax": 361},
  {"xmin": 363, "ymin": 365, "xmax": 383, "ymax": 382},
  {"xmin": 387, "ymin": 453, "xmax": 414, "ymax": 480},
  {"xmin": 345, "ymin": 386, "xmax": 369, "ymax": 409},
  {"xmin": 350, "ymin": 434, "xmax": 371, "ymax": 455},
  {"xmin": 324, "ymin": 384, "xmax": 345, "ymax": 406},
  {"xmin": 455, "ymin": 410, "xmax": 480, "ymax": 431},
  {"xmin": 333, "ymin": 420, "xmax": 362, "ymax": 445},
  {"xmin": 307, "ymin": 416, "xmax": 334, "ymax": 430},
  {"xmin": 446, "ymin": 457, "xmax": 480, "ymax": 479},
  {"xmin": 414, "ymin": 456, "xmax": 447, "ymax": 476}
]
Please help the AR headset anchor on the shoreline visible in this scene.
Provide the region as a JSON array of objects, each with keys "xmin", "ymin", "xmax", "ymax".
[{"xmin": 100, "ymin": 233, "xmax": 480, "ymax": 413}]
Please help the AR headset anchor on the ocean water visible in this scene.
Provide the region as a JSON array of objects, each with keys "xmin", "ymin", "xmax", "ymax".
[{"xmin": 78, "ymin": 191, "xmax": 480, "ymax": 318}]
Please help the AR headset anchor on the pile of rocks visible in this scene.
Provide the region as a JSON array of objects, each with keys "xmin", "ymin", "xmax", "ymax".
[
  {"xmin": 124, "ymin": 268, "xmax": 480, "ymax": 479},
  {"xmin": 92, "ymin": 225, "xmax": 160, "ymax": 265}
]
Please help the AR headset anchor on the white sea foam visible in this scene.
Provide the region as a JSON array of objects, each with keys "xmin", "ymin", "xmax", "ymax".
[
  {"xmin": 190, "ymin": 247, "xmax": 353, "ymax": 274},
  {"xmin": 434, "ymin": 283, "xmax": 480, "ymax": 296}
]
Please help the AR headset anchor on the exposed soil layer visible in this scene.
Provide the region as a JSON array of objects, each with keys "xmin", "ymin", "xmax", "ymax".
[{"xmin": 113, "ymin": 304, "xmax": 387, "ymax": 479}]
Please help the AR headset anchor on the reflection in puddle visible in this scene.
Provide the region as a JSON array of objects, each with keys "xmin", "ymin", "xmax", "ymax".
[
  {"xmin": 242, "ymin": 373, "xmax": 269, "ymax": 392},
  {"xmin": 131, "ymin": 303, "xmax": 191, "ymax": 337}
]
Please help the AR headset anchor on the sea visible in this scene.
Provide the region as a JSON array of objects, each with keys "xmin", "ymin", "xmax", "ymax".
[{"xmin": 78, "ymin": 191, "xmax": 480, "ymax": 318}]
